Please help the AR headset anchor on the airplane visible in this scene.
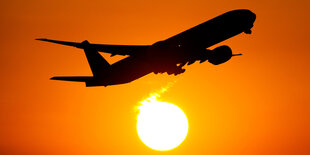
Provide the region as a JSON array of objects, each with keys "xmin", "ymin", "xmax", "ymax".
[{"xmin": 37, "ymin": 9, "xmax": 256, "ymax": 87}]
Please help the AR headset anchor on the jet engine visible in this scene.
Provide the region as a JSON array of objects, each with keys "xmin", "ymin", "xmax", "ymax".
[{"xmin": 208, "ymin": 45, "xmax": 234, "ymax": 65}]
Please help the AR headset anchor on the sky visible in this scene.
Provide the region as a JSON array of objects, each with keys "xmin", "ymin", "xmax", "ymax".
[{"xmin": 0, "ymin": 0, "xmax": 309, "ymax": 154}]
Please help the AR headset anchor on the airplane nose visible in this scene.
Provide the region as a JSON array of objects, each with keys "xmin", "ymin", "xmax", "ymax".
[
  {"xmin": 229, "ymin": 9, "xmax": 256, "ymax": 23},
  {"xmin": 244, "ymin": 11, "xmax": 256, "ymax": 34},
  {"xmin": 248, "ymin": 11, "xmax": 256, "ymax": 23},
  {"xmin": 233, "ymin": 10, "xmax": 256, "ymax": 34}
]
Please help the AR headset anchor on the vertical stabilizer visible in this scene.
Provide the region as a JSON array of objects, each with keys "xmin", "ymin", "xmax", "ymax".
[{"xmin": 81, "ymin": 40, "xmax": 110, "ymax": 77}]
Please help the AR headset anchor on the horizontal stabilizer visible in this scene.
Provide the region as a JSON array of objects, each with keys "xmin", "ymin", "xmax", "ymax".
[
  {"xmin": 36, "ymin": 38, "xmax": 149, "ymax": 56},
  {"xmin": 51, "ymin": 76, "xmax": 93, "ymax": 82},
  {"xmin": 36, "ymin": 38, "xmax": 82, "ymax": 48}
]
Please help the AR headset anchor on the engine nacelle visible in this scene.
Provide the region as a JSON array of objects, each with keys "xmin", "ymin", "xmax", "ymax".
[{"xmin": 208, "ymin": 45, "xmax": 233, "ymax": 65}]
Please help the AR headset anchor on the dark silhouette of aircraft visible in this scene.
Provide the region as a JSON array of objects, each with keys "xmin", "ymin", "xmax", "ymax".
[{"xmin": 37, "ymin": 9, "xmax": 256, "ymax": 87}]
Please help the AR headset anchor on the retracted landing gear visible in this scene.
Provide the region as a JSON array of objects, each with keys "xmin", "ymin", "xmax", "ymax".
[
  {"xmin": 153, "ymin": 64, "xmax": 185, "ymax": 75},
  {"xmin": 167, "ymin": 66, "xmax": 185, "ymax": 75},
  {"xmin": 244, "ymin": 29, "xmax": 252, "ymax": 34}
]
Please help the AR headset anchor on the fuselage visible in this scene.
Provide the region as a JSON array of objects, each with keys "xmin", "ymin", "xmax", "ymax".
[
  {"xmin": 91, "ymin": 9, "xmax": 256, "ymax": 86},
  {"xmin": 147, "ymin": 9, "xmax": 256, "ymax": 64}
]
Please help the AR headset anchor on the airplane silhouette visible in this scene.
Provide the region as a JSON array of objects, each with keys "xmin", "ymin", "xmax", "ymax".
[{"xmin": 37, "ymin": 9, "xmax": 256, "ymax": 87}]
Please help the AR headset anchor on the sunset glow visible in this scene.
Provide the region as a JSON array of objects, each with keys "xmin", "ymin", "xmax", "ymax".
[{"xmin": 1, "ymin": 0, "xmax": 310, "ymax": 154}]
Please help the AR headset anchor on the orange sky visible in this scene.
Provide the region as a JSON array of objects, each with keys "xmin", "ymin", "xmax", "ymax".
[{"xmin": 0, "ymin": 0, "xmax": 309, "ymax": 154}]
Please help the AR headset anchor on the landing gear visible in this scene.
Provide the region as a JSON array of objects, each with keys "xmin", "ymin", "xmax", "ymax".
[
  {"xmin": 167, "ymin": 66, "xmax": 185, "ymax": 75},
  {"xmin": 153, "ymin": 65, "xmax": 185, "ymax": 75},
  {"xmin": 173, "ymin": 68, "xmax": 185, "ymax": 75},
  {"xmin": 244, "ymin": 29, "xmax": 252, "ymax": 34}
]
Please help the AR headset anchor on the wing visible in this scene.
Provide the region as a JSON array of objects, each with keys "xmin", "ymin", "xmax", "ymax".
[{"xmin": 36, "ymin": 38, "xmax": 150, "ymax": 56}]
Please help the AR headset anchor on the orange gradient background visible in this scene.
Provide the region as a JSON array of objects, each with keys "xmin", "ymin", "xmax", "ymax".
[{"xmin": 0, "ymin": 0, "xmax": 309, "ymax": 154}]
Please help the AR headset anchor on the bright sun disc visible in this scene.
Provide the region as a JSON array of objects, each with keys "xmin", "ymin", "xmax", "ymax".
[{"xmin": 137, "ymin": 95, "xmax": 188, "ymax": 151}]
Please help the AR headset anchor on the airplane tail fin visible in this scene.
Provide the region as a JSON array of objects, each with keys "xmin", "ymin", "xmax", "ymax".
[
  {"xmin": 37, "ymin": 39, "xmax": 112, "ymax": 86},
  {"xmin": 81, "ymin": 40, "xmax": 110, "ymax": 77}
]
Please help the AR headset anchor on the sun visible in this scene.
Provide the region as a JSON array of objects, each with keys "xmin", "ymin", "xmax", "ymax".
[{"xmin": 137, "ymin": 93, "xmax": 188, "ymax": 151}]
